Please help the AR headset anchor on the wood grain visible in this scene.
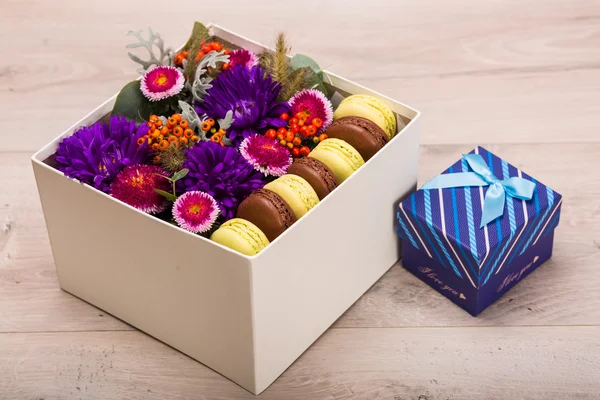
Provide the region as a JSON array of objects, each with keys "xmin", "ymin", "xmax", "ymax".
[
  {"xmin": 1, "ymin": 327, "xmax": 599, "ymax": 400},
  {"xmin": 1, "ymin": 0, "xmax": 600, "ymax": 397}
]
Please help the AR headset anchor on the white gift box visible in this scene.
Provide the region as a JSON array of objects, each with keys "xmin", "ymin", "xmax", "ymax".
[{"xmin": 32, "ymin": 25, "xmax": 421, "ymax": 395}]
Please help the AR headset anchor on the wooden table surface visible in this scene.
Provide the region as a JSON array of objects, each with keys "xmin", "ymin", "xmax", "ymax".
[{"xmin": 2, "ymin": 0, "xmax": 599, "ymax": 399}]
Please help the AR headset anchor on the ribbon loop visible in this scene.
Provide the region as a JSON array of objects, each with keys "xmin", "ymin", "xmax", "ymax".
[{"xmin": 421, "ymin": 153, "xmax": 535, "ymax": 228}]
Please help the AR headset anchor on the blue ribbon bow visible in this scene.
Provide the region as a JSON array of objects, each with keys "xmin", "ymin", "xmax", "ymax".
[{"xmin": 421, "ymin": 154, "xmax": 536, "ymax": 228}]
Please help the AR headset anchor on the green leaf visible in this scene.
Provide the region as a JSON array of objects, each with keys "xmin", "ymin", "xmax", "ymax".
[
  {"xmin": 171, "ymin": 168, "xmax": 189, "ymax": 182},
  {"xmin": 111, "ymin": 80, "xmax": 153, "ymax": 122},
  {"xmin": 154, "ymin": 189, "xmax": 177, "ymax": 202},
  {"xmin": 290, "ymin": 54, "xmax": 323, "ymax": 79},
  {"xmin": 302, "ymin": 67, "xmax": 328, "ymax": 97}
]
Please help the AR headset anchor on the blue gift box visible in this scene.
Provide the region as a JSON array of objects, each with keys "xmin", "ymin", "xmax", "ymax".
[{"xmin": 396, "ymin": 146, "xmax": 562, "ymax": 316}]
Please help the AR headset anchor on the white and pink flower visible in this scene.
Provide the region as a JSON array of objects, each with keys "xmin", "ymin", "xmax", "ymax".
[{"xmin": 140, "ymin": 66, "xmax": 185, "ymax": 101}]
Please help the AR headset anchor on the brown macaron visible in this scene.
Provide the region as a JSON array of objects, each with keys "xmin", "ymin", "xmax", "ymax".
[
  {"xmin": 324, "ymin": 116, "xmax": 389, "ymax": 161},
  {"xmin": 287, "ymin": 157, "xmax": 338, "ymax": 200},
  {"xmin": 236, "ymin": 189, "xmax": 296, "ymax": 242}
]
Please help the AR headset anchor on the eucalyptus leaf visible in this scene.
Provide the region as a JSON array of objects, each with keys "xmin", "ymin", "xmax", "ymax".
[
  {"xmin": 290, "ymin": 54, "xmax": 323, "ymax": 79},
  {"xmin": 171, "ymin": 168, "xmax": 189, "ymax": 182},
  {"xmin": 154, "ymin": 189, "xmax": 177, "ymax": 202},
  {"xmin": 302, "ymin": 67, "xmax": 328, "ymax": 97},
  {"xmin": 111, "ymin": 80, "xmax": 153, "ymax": 122}
]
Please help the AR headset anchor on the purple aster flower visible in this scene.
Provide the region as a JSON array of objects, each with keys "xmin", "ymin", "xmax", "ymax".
[
  {"xmin": 173, "ymin": 191, "xmax": 220, "ymax": 233},
  {"xmin": 141, "ymin": 66, "xmax": 185, "ymax": 101},
  {"xmin": 228, "ymin": 49, "xmax": 258, "ymax": 69},
  {"xmin": 109, "ymin": 165, "xmax": 171, "ymax": 214},
  {"xmin": 55, "ymin": 116, "xmax": 150, "ymax": 192},
  {"xmin": 289, "ymin": 89, "xmax": 334, "ymax": 134},
  {"xmin": 240, "ymin": 134, "xmax": 292, "ymax": 177},
  {"xmin": 179, "ymin": 141, "xmax": 266, "ymax": 220},
  {"xmin": 195, "ymin": 65, "xmax": 290, "ymax": 147}
]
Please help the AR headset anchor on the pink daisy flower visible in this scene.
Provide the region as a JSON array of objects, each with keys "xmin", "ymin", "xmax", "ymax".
[
  {"xmin": 109, "ymin": 165, "xmax": 171, "ymax": 214},
  {"xmin": 140, "ymin": 66, "xmax": 185, "ymax": 101},
  {"xmin": 173, "ymin": 191, "xmax": 220, "ymax": 234},
  {"xmin": 240, "ymin": 134, "xmax": 292, "ymax": 177},
  {"xmin": 288, "ymin": 89, "xmax": 334, "ymax": 134},
  {"xmin": 228, "ymin": 49, "xmax": 258, "ymax": 69}
]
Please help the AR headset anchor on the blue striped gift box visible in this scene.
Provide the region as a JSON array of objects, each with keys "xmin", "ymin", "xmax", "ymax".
[{"xmin": 396, "ymin": 146, "xmax": 562, "ymax": 316}]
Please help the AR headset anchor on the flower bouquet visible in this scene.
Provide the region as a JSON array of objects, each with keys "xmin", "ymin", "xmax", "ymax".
[{"xmin": 49, "ymin": 22, "xmax": 404, "ymax": 255}]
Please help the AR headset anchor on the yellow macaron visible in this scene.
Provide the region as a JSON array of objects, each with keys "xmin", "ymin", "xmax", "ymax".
[
  {"xmin": 309, "ymin": 138, "xmax": 365, "ymax": 184},
  {"xmin": 210, "ymin": 218, "xmax": 269, "ymax": 256},
  {"xmin": 333, "ymin": 94, "xmax": 397, "ymax": 139},
  {"xmin": 264, "ymin": 175, "xmax": 319, "ymax": 219}
]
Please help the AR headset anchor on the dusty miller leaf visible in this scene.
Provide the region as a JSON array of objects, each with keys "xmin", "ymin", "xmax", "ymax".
[
  {"xmin": 178, "ymin": 101, "xmax": 202, "ymax": 133},
  {"xmin": 127, "ymin": 27, "xmax": 174, "ymax": 74},
  {"xmin": 217, "ymin": 110, "xmax": 234, "ymax": 130},
  {"xmin": 190, "ymin": 50, "xmax": 230, "ymax": 102}
]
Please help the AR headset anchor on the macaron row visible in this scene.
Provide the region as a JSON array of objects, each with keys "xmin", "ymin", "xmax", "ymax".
[{"xmin": 210, "ymin": 94, "xmax": 400, "ymax": 256}]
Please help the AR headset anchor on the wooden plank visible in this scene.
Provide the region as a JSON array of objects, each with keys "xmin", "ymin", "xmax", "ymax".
[
  {"xmin": 0, "ymin": 327, "xmax": 598, "ymax": 399},
  {"xmin": 1, "ymin": 0, "xmax": 599, "ymax": 151},
  {"xmin": 336, "ymin": 142, "xmax": 600, "ymax": 327},
  {"xmin": 2, "ymin": 142, "xmax": 598, "ymax": 332}
]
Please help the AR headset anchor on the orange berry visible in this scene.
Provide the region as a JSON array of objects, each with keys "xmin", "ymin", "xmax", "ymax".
[
  {"xmin": 151, "ymin": 130, "xmax": 160, "ymax": 139},
  {"xmin": 155, "ymin": 119, "xmax": 163, "ymax": 127},
  {"xmin": 159, "ymin": 140, "xmax": 169, "ymax": 150},
  {"xmin": 167, "ymin": 118, "xmax": 177, "ymax": 128},
  {"xmin": 207, "ymin": 118, "xmax": 215, "ymax": 126},
  {"xmin": 212, "ymin": 42, "xmax": 223, "ymax": 51},
  {"xmin": 286, "ymin": 142, "xmax": 294, "ymax": 150},
  {"xmin": 149, "ymin": 115, "xmax": 159, "ymax": 123},
  {"xmin": 319, "ymin": 133, "xmax": 328, "ymax": 142},
  {"xmin": 172, "ymin": 114, "xmax": 182, "ymax": 123},
  {"xmin": 180, "ymin": 120, "xmax": 189, "ymax": 129},
  {"xmin": 151, "ymin": 143, "xmax": 160, "ymax": 151},
  {"xmin": 297, "ymin": 118, "xmax": 305, "ymax": 127},
  {"xmin": 174, "ymin": 54, "xmax": 184, "ymax": 65},
  {"xmin": 184, "ymin": 128, "xmax": 194, "ymax": 138},
  {"xmin": 182, "ymin": 50, "xmax": 190, "ymax": 58},
  {"xmin": 222, "ymin": 63, "xmax": 229, "ymax": 71},
  {"xmin": 136, "ymin": 137, "xmax": 145, "ymax": 146},
  {"xmin": 284, "ymin": 132, "xmax": 295, "ymax": 142},
  {"xmin": 201, "ymin": 121, "xmax": 211, "ymax": 131},
  {"xmin": 300, "ymin": 146, "xmax": 311, "ymax": 157},
  {"xmin": 191, "ymin": 135, "xmax": 199, "ymax": 142},
  {"xmin": 279, "ymin": 139, "xmax": 287, "ymax": 146},
  {"xmin": 224, "ymin": 49, "xmax": 230, "ymax": 55},
  {"xmin": 160, "ymin": 126, "xmax": 170, "ymax": 135},
  {"xmin": 195, "ymin": 51, "xmax": 205, "ymax": 62},
  {"xmin": 153, "ymin": 155, "xmax": 161, "ymax": 164},
  {"xmin": 173, "ymin": 126, "xmax": 183, "ymax": 137},
  {"xmin": 292, "ymin": 137, "xmax": 302, "ymax": 147},
  {"xmin": 168, "ymin": 135, "xmax": 177, "ymax": 143},
  {"xmin": 180, "ymin": 137, "xmax": 189, "ymax": 145}
]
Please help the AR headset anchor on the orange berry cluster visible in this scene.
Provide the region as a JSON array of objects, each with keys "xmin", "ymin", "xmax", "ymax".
[
  {"xmin": 201, "ymin": 118, "xmax": 227, "ymax": 146},
  {"xmin": 139, "ymin": 114, "xmax": 199, "ymax": 153},
  {"xmin": 173, "ymin": 41, "xmax": 231, "ymax": 69},
  {"xmin": 264, "ymin": 112, "xmax": 328, "ymax": 158}
]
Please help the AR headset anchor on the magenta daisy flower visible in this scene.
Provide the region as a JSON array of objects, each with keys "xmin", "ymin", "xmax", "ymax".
[
  {"xmin": 140, "ymin": 66, "xmax": 185, "ymax": 101},
  {"xmin": 289, "ymin": 89, "xmax": 334, "ymax": 133},
  {"xmin": 240, "ymin": 134, "xmax": 292, "ymax": 177},
  {"xmin": 109, "ymin": 165, "xmax": 171, "ymax": 214},
  {"xmin": 173, "ymin": 191, "xmax": 220, "ymax": 233},
  {"xmin": 228, "ymin": 49, "xmax": 258, "ymax": 69}
]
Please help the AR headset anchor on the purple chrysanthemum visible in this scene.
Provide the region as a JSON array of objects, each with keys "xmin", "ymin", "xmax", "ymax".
[
  {"xmin": 179, "ymin": 141, "xmax": 266, "ymax": 220},
  {"xmin": 289, "ymin": 89, "xmax": 334, "ymax": 134},
  {"xmin": 228, "ymin": 49, "xmax": 258, "ymax": 69},
  {"xmin": 109, "ymin": 165, "xmax": 171, "ymax": 214},
  {"xmin": 55, "ymin": 116, "xmax": 150, "ymax": 192},
  {"xmin": 195, "ymin": 65, "xmax": 290, "ymax": 147},
  {"xmin": 240, "ymin": 134, "xmax": 292, "ymax": 177},
  {"xmin": 141, "ymin": 66, "xmax": 185, "ymax": 101},
  {"xmin": 173, "ymin": 191, "xmax": 220, "ymax": 233}
]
